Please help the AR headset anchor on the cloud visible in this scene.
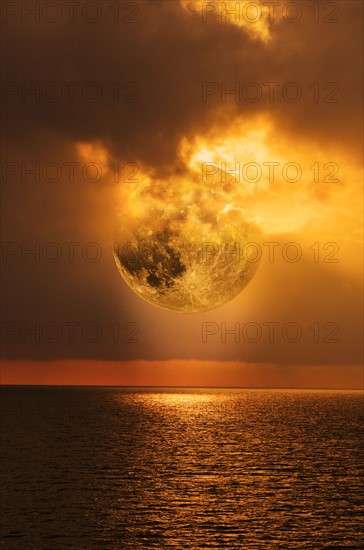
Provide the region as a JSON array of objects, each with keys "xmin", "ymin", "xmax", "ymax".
[
  {"xmin": 1, "ymin": 1, "xmax": 362, "ymax": 377},
  {"xmin": 2, "ymin": 1, "xmax": 362, "ymax": 167}
]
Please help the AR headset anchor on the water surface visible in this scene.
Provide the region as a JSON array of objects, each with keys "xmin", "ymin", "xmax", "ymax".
[{"xmin": 1, "ymin": 387, "xmax": 363, "ymax": 548}]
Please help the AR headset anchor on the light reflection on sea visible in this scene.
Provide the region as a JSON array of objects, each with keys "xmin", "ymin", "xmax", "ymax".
[{"xmin": 1, "ymin": 387, "xmax": 363, "ymax": 548}]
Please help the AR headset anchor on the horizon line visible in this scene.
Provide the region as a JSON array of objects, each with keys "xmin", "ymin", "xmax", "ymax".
[{"xmin": 0, "ymin": 384, "xmax": 362, "ymax": 391}]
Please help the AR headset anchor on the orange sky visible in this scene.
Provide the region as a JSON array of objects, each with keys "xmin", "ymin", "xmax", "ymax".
[
  {"xmin": 1, "ymin": 360, "xmax": 362, "ymax": 389},
  {"xmin": 1, "ymin": 0, "xmax": 363, "ymax": 387}
]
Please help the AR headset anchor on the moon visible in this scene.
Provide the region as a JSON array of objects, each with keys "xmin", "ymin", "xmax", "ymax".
[{"xmin": 113, "ymin": 172, "xmax": 260, "ymax": 313}]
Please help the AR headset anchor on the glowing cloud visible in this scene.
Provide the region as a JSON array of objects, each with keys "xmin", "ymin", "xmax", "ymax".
[{"xmin": 180, "ymin": 0, "xmax": 274, "ymax": 42}]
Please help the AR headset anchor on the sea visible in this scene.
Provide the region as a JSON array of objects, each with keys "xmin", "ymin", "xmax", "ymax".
[{"xmin": 1, "ymin": 387, "xmax": 363, "ymax": 549}]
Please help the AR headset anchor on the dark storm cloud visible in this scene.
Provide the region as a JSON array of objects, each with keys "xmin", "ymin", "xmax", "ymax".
[{"xmin": 1, "ymin": 0, "xmax": 362, "ymax": 169}]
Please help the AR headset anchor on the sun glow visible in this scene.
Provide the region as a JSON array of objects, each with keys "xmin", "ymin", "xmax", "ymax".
[
  {"xmin": 75, "ymin": 140, "xmax": 110, "ymax": 169},
  {"xmin": 179, "ymin": 115, "xmax": 362, "ymax": 236},
  {"xmin": 74, "ymin": 107, "xmax": 362, "ymax": 291},
  {"xmin": 180, "ymin": 0, "xmax": 274, "ymax": 42},
  {"xmin": 74, "ymin": 112, "xmax": 362, "ymax": 242}
]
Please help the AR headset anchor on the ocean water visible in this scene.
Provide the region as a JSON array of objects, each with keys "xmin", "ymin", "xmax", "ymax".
[{"xmin": 0, "ymin": 387, "xmax": 363, "ymax": 549}]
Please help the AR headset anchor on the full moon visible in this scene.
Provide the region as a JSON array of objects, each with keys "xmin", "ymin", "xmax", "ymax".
[{"xmin": 113, "ymin": 171, "xmax": 260, "ymax": 313}]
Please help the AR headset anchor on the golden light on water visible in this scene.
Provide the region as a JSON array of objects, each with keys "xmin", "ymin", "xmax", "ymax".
[{"xmin": 130, "ymin": 392, "xmax": 220, "ymax": 408}]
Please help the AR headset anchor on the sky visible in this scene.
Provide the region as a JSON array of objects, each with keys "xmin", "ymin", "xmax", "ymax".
[{"xmin": 1, "ymin": 0, "xmax": 363, "ymax": 388}]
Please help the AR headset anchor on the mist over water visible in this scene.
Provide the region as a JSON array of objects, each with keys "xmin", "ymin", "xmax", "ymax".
[{"xmin": 1, "ymin": 387, "xmax": 363, "ymax": 548}]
